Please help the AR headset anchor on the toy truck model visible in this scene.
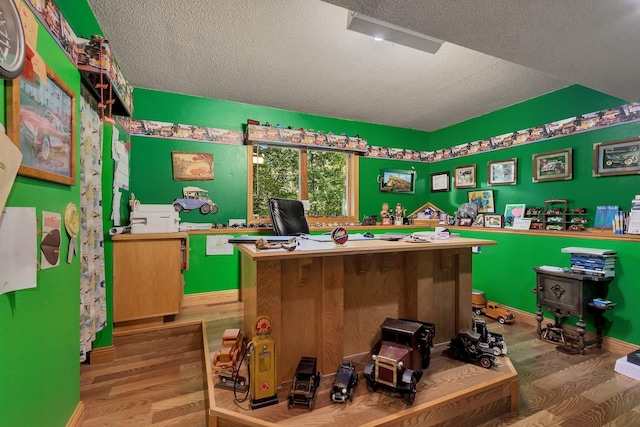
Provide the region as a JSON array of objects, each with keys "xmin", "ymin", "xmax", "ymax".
[
  {"xmin": 472, "ymin": 317, "xmax": 507, "ymax": 355},
  {"xmin": 472, "ymin": 290, "xmax": 516, "ymax": 324},
  {"xmin": 446, "ymin": 329, "xmax": 496, "ymax": 369},
  {"xmin": 212, "ymin": 329, "xmax": 246, "ymax": 386},
  {"xmin": 288, "ymin": 356, "xmax": 321, "ymax": 410},
  {"xmin": 363, "ymin": 318, "xmax": 435, "ymax": 405},
  {"xmin": 330, "ymin": 361, "xmax": 358, "ymax": 403}
]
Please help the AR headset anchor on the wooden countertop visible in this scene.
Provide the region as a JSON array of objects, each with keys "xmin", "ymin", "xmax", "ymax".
[{"xmin": 236, "ymin": 236, "xmax": 496, "ymax": 260}]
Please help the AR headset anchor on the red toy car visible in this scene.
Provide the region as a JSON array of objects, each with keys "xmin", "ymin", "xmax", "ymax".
[{"xmin": 20, "ymin": 107, "xmax": 70, "ymax": 161}]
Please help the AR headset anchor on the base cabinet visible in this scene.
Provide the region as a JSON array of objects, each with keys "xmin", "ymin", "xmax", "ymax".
[
  {"xmin": 112, "ymin": 233, "xmax": 189, "ymax": 325},
  {"xmin": 533, "ymin": 267, "xmax": 613, "ymax": 353}
]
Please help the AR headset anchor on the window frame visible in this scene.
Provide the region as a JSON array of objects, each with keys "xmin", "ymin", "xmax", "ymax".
[{"xmin": 247, "ymin": 143, "xmax": 359, "ymax": 225}]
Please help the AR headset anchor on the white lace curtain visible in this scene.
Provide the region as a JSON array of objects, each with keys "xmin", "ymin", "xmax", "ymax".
[{"xmin": 79, "ymin": 87, "xmax": 106, "ymax": 362}]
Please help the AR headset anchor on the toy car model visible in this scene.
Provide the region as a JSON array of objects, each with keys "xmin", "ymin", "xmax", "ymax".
[
  {"xmin": 446, "ymin": 329, "xmax": 496, "ymax": 369},
  {"xmin": 173, "ymin": 186, "xmax": 218, "ymax": 214},
  {"xmin": 212, "ymin": 329, "xmax": 246, "ymax": 387},
  {"xmin": 363, "ymin": 318, "xmax": 435, "ymax": 405},
  {"xmin": 472, "ymin": 291, "xmax": 516, "ymax": 324},
  {"xmin": 288, "ymin": 356, "xmax": 320, "ymax": 410},
  {"xmin": 330, "ymin": 361, "xmax": 358, "ymax": 403},
  {"xmin": 472, "ymin": 317, "xmax": 507, "ymax": 355}
]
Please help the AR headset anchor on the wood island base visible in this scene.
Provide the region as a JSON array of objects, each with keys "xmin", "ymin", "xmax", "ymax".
[{"xmin": 207, "ymin": 348, "xmax": 519, "ymax": 426}]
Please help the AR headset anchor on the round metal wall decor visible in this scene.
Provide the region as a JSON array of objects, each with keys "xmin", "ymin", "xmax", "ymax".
[{"xmin": 0, "ymin": 0, "xmax": 25, "ymax": 79}]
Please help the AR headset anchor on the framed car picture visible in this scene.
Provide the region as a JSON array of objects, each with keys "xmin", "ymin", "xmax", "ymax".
[
  {"xmin": 454, "ymin": 164, "xmax": 476, "ymax": 188},
  {"xmin": 6, "ymin": 64, "xmax": 76, "ymax": 185},
  {"xmin": 488, "ymin": 158, "xmax": 517, "ymax": 185},
  {"xmin": 593, "ymin": 138, "xmax": 640, "ymax": 177},
  {"xmin": 532, "ymin": 149, "xmax": 572, "ymax": 182}
]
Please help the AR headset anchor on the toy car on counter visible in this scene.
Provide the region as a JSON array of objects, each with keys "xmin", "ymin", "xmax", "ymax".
[
  {"xmin": 288, "ymin": 356, "xmax": 321, "ymax": 410},
  {"xmin": 363, "ymin": 317, "xmax": 435, "ymax": 405},
  {"xmin": 212, "ymin": 329, "xmax": 246, "ymax": 387},
  {"xmin": 330, "ymin": 361, "xmax": 358, "ymax": 403},
  {"xmin": 446, "ymin": 329, "xmax": 496, "ymax": 369}
]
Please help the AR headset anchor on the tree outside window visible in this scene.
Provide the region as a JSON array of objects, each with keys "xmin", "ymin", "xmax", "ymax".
[{"xmin": 250, "ymin": 144, "xmax": 352, "ymax": 220}]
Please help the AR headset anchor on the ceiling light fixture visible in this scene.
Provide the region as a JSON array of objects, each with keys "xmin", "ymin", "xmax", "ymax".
[{"xmin": 346, "ymin": 11, "xmax": 443, "ymax": 54}]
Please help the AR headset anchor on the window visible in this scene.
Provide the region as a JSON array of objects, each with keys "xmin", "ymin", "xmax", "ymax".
[{"xmin": 249, "ymin": 144, "xmax": 357, "ymax": 221}]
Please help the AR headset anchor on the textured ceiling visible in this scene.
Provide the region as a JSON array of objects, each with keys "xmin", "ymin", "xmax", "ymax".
[{"xmin": 86, "ymin": 0, "xmax": 640, "ymax": 132}]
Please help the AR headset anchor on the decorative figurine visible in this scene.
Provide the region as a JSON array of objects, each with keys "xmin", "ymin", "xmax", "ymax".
[
  {"xmin": 363, "ymin": 318, "xmax": 435, "ymax": 405},
  {"xmin": 394, "ymin": 203, "xmax": 404, "ymax": 226},
  {"xmin": 381, "ymin": 203, "xmax": 391, "ymax": 225}
]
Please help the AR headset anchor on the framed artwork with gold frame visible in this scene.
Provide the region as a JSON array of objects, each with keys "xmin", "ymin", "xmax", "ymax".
[{"xmin": 6, "ymin": 64, "xmax": 76, "ymax": 185}]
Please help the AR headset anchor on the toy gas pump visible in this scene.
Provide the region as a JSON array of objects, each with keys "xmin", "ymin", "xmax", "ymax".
[{"xmin": 249, "ymin": 315, "xmax": 278, "ymax": 409}]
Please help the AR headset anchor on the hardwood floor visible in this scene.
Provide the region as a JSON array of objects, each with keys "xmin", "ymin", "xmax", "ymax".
[{"xmin": 80, "ymin": 302, "xmax": 640, "ymax": 426}]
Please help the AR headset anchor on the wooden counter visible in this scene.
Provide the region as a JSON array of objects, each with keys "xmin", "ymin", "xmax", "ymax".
[{"xmin": 237, "ymin": 236, "xmax": 497, "ymax": 385}]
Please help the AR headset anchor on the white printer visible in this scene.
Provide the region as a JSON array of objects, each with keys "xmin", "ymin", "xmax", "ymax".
[{"xmin": 130, "ymin": 204, "xmax": 180, "ymax": 234}]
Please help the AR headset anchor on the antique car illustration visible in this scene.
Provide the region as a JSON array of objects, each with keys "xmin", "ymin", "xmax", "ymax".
[
  {"xmin": 363, "ymin": 318, "xmax": 435, "ymax": 405},
  {"xmin": 212, "ymin": 329, "xmax": 246, "ymax": 387},
  {"xmin": 330, "ymin": 361, "xmax": 358, "ymax": 403},
  {"xmin": 445, "ymin": 329, "xmax": 496, "ymax": 369},
  {"xmin": 20, "ymin": 107, "xmax": 70, "ymax": 161},
  {"xmin": 173, "ymin": 186, "xmax": 218, "ymax": 214},
  {"xmin": 288, "ymin": 356, "xmax": 321, "ymax": 410},
  {"xmin": 604, "ymin": 151, "xmax": 638, "ymax": 167},
  {"xmin": 472, "ymin": 317, "xmax": 507, "ymax": 355}
]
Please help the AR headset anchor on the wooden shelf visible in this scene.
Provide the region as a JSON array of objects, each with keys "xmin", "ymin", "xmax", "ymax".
[{"xmin": 79, "ymin": 64, "xmax": 132, "ymax": 117}]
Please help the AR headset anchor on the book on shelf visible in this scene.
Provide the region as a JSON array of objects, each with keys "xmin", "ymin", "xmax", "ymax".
[{"xmin": 561, "ymin": 247, "xmax": 617, "ymax": 256}]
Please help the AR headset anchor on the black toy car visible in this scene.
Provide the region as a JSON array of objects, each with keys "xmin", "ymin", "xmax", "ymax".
[
  {"xmin": 446, "ymin": 329, "xmax": 496, "ymax": 369},
  {"xmin": 288, "ymin": 356, "xmax": 320, "ymax": 410},
  {"xmin": 472, "ymin": 317, "xmax": 507, "ymax": 356},
  {"xmin": 330, "ymin": 361, "xmax": 358, "ymax": 403},
  {"xmin": 363, "ymin": 318, "xmax": 435, "ymax": 405}
]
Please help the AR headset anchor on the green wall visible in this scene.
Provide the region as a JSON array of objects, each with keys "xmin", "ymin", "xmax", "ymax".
[
  {"xmin": 0, "ymin": 22, "xmax": 82, "ymax": 427},
  {"xmin": 130, "ymin": 89, "xmax": 431, "ymax": 295},
  {"xmin": 463, "ymin": 230, "xmax": 639, "ymax": 343},
  {"xmin": 3, "ymin": 3, "xmax": 639, "ymax": 426}
]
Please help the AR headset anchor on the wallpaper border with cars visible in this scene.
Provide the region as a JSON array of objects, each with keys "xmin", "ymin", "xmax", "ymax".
[{"xmin": 365, "ymin": 102, "xmax": 640, "ymax": 163}]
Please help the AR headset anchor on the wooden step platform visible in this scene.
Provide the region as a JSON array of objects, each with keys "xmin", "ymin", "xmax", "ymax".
[{"xmin": 206, "ymin": 346, "xmax": 518, "ymax": 426}]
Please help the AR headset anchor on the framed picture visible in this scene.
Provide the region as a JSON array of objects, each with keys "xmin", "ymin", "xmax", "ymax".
[
  {"xmin": 472, "ymin": 213, "xmax": 485, "ymax": 227},
  {"xmin": 467, "ymin": 189, "xmax": 495, "ymax": 213},
  {"xmin": 593, "ymin": 138, "xmax": 640, "ymax": 177},
  {"xmin": 532, "ymin": 148, "xmax": 573, "ymax": 182},
  {"xmin": 6, "ymin": 65, "xmax": 76, "ymax": 185},
  {"xmin": 503, "ymin": 203, "xmax": 526, "ymax": 228},
  {"xmin": 430, "ymin": 171, "xmax": 450, "ymax": 192},
  {"xmin": 488, "ymin": 158, "xmax": 517, "ymax": 185},
  {"xmin": 459, "ymin": 218, "xmax": 473, "ymax": 226},
  {"xmin": 171, "ymin": 151, "xmax": 214, "ymax": 181},
  {"xmin": 484, "ymin": 214, "xmax": 503, "ymax": 228},
  {"xmin": 454, "ymin": 164, "xmax": 476, "ymax": 188}
]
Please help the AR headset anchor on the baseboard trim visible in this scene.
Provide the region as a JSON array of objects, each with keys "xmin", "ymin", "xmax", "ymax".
[
  {"xmin": 504, "ymin": 305, "xmax": 635, "ymax": 356},
  {"xmin": 89, "ymin": 345, "xmax": 115, "ymax": 364},
  {"xmin": 66, "ymin": 401, "xmax": 84, "ymax": 427},
  {"xmin": 182, "ymin": 290, "xmax": 239, "ymax": 308}
]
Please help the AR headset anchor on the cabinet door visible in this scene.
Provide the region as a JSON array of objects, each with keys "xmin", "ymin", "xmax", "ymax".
[
  {"xmin": 538, "ymin": 274, "xmax": 581, "ymax": 317},
  {"xmin": 113, "ymin": 239, "xmax": 183, "ymax": 322}
]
